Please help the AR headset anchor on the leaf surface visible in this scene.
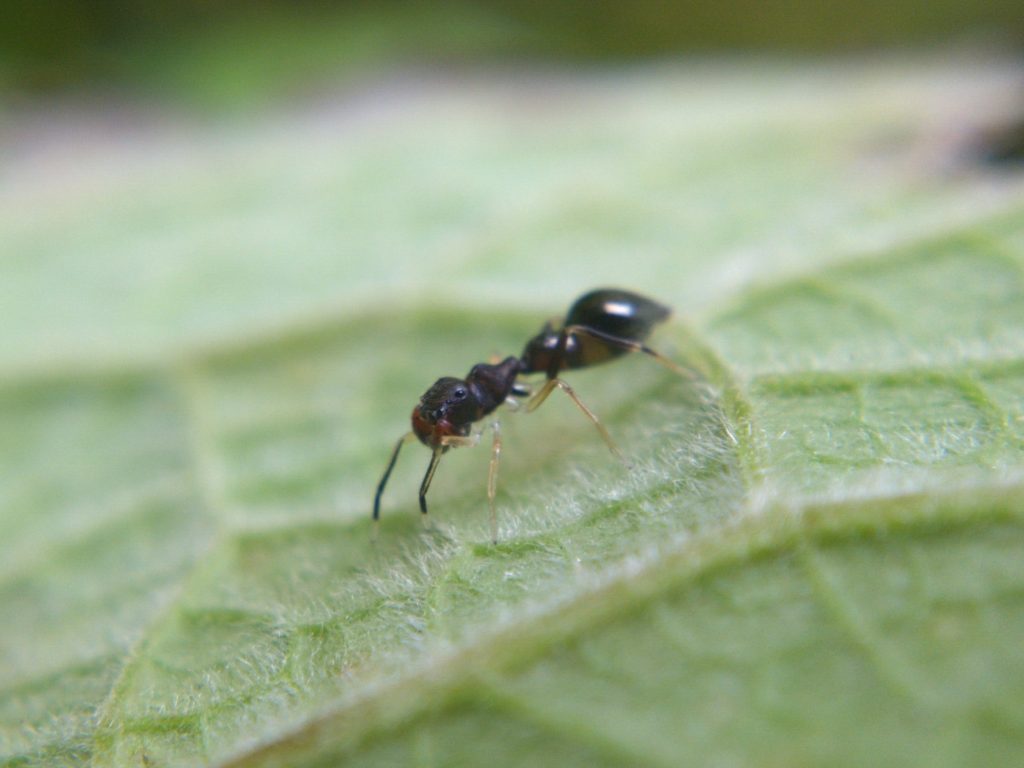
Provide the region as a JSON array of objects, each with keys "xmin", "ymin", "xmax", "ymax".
[{"xmin": 2, "ymin": 61, "xmax": 1024, "ymax": 767}]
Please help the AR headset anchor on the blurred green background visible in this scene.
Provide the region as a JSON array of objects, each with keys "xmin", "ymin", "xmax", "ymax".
[{"xmin": 3, "ymin": 0, "xmax": 1022, "ymax": 104}]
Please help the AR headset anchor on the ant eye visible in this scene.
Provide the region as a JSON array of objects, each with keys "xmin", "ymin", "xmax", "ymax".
[{"xmin": 453, "ymin": 387, "xmax": 467, "ymax": 399}]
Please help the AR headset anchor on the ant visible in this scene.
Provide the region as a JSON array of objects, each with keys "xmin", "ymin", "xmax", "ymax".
[{"xmin": 372, "ymin": 288, "xmax": 693, "ymax": 542}]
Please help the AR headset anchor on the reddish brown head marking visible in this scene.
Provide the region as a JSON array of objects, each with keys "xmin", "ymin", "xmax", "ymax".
[{"xmin": 411, "ymin": 406, "xmax": 459, "ymax": 448}]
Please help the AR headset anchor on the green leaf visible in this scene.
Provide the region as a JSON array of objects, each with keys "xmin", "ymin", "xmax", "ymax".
[{"xmin": 2, "ymin": 62, "xmax": 1024, "ymax": 767}]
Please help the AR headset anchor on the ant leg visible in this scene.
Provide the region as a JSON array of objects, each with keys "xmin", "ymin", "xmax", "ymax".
[
  {"xmin": 374, "ymin": 432, "xmax": 415, "ymax": 523},
  {"xmin": 528, "ymin": 377, "xmax": 629, "ymax": 466},
  {"xmin": 439, "ymin": 434, "xmax": 479, "ymax": 448},
  {"xmin": 504, "ymin": 382, "xmax": 531, "ymax": 412},
  {"xmin": 487, "ymin": 420, "xmax": 502, "ymax": 543},
  {"xmin": 564, "ymin": 324, "xmax": 696, "ymax": 380},
  {"xmin": 528, "ymin": 326, "xmax": 574, "ymax": 412},
  {"xmin": 526, "ymin": 377, "xmax": 558, "ymax": 412},
  {"xmin": 418, "ymin": 447, "xmax": 444, "ymax": 520},
  {"xmin": 554, "ymin": 379, "xmax": 629, "ymax": 465}
]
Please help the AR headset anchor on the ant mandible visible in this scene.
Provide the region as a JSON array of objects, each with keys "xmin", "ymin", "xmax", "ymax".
[{"xmin": 372, "ymin": 288, "xmax": 693, "ymax": 542}]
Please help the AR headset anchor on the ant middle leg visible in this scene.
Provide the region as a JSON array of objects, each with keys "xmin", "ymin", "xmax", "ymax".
[
  {"xmin": 374, "ymin": 432, "xmax": 416, "ymax": 523},
  {"xmin": 487, "ymin": 420, "xmax": 502, "ymax": 543}
]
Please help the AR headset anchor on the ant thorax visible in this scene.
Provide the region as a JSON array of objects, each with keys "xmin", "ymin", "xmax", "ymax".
[{"xmin": 520, "ymin": 327, "xmax": 575, "ymax": 376}]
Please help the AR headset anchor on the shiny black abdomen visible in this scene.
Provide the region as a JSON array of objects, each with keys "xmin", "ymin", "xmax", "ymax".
[
  {"xmin": 519, "ymin": 288, "xmax": 672, "ymax": 375},
  {"xmin": 565, "ymin": 288, "xmax": 671, "ymax": 341}
]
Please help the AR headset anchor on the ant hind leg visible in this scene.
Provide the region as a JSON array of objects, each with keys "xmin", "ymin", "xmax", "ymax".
[
  {"xmin": 564, "ymin": 324, "xmax": 696, "ymax": 381},
  {"xmin": 528, "ymin": 377, "xmax": 629, "ymax": 467}
]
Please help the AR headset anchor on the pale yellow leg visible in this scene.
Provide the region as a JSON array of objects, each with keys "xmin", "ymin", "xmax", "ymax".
[
  {"xmin": 528, "ymin": 377, "xmax": 629, "ymax": 466},
  {"xmin": 487, "ymin": 420, "xmax": 502, "ymax": 543},
  {"xmin": 439, "ymin": 434, "xmax": 479, "ymax": 448},
  {"xmin": 526, "ymin": 378, "xmax": 558, "ymax": 413}
]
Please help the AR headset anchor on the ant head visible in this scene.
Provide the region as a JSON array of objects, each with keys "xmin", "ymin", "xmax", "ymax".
[{"xmin": 411, "ymin": 377, "xmax": 476, "ymax": 447}]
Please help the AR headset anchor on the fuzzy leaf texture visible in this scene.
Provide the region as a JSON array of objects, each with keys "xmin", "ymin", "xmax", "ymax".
[{"xmin": 2, "ymin": 61, "xmax": 1024, "ymax": 767}]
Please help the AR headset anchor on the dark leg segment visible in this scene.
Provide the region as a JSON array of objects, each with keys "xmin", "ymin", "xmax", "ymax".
[
  {"xmin": 419, "ymin": 447, "xmax": 444, "ymax": 515},
  {"xmin": 374, "ymin": 433, "xmax": 413, "ymax": 521}
]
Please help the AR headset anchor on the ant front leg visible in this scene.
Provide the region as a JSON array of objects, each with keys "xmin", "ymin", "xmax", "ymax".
[
  {"xmin": 439, "ymin": 434, "xmax": 479, "ymax": 448},
  {"xmin": 374, "ymin": 432, "xmax": 416, "ymax": 525},
  {"xmin": 416, "ymin": 433, "xmax": 479, "ymax": 528}
]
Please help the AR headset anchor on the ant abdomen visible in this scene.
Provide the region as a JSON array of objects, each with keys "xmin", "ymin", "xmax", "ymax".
[
  {"xmin": 520, "ymin": 288, "xmax": 672, "ymax": 375},
  {"xmin": 565, "ymin": 288, "xmax": 671, "ymax": 345}
]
